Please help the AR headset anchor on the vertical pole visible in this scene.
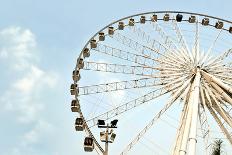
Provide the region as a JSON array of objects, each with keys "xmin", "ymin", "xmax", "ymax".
[
  {"xmin": 188, "ymin": 68, "xmax": 201, "ymax": 155},
  {"xmin": 179, "ymin": 97, "xmax": 193, "ymax": 155},
  {"xmin": 104, "ymin": 125, "xmax": 109, "ymax": 155}
]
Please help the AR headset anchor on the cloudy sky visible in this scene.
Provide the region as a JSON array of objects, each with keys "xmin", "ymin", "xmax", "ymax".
[{"xmin": 0, "ymin": 0, "xmax": 231, "ymax": 155}]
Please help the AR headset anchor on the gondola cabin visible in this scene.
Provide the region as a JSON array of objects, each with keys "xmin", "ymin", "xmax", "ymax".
[
  {"xmin": 188, "ymin": 15, "xmax": 196, "ymax": 23},
  {"xmin": 83, "ymin": 48, "xmax": 90, "ymax": 58},
  {"xmin": 99, "ymin": 32, "xmax": 105, "ymax": 41},
  {"xmin": 163, "ymin": 13, "xmax": 169, "ymax": 21},
  {"xmin": 108, "ymin": 26, "xmax": 114, "ymax": 35},
  {"xmin": 78, "ymin": 58, "xmax": 84, "ymax": 69},
  {"xmin": 100, "ymin": 131, "xmax": 106, "ymax": 142},
  {"xmin": 215, "ymin": 21, "xmax": 223, "ymax": 29},
  {"xmin": 75, "ymin": 117, "xmax": 84, "ymax": 131},
  {"xmin": 151, "ymin": 14, "xmax": 157, "ymax": 22},
  {"xmin": 72, "ymin": 70, "xmax": 81, "ymax": 82},
  {"xmin": 118, "ymin": 22, "xmax": 124, "ymax": 30},
  {"xmin": 71, "ymin": 99, "xmax": 80, "ymax": 112},
  {"xmin": 90, "ymin": 39, "xmax": 97, "ymax": 49},
  {"xmin": 70, "ymin": 84, "xmax": 79, "ymax": 95},
  {"xmin": 140, "ymin": 16, "xmax": 146, "ymax": 24},
  {"xmin": 84, "ymin": 137, "xmax": 94, "ymax": 152},
  {"xmin": 229, "ymin": 27, "xmax": 232, "ymax": 33},
  {"xmin": 176, "ymin": 14, "xmax": 183, "ymax": 22},
  {"xmin": 202, "ymin": 18, "xmax": 209, "ymax": 26},
  {"xmin": 129, "ymin": 18, "xmax": 135, "ymax": 26}
]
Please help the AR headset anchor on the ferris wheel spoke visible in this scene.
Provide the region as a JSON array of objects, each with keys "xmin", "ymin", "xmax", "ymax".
[
  {"xmin": 110, "ymin": 31, "xmax": 186, "ymax": 67},
  {"xmin": 205, "ymin": 48, "xmax": 232, "ymax": 67},
  {"xmin": 129, "ymin": 25, "xmax": 186, "ymax": 63},
  {"xmin": 204, "ymin": 83, "xmax": 232, "ymax": 128},
  {"xmin": 82, "ymin": 61, "xmax": 187, "ymax": 78},
  {"xmin": 86, "ymin": 87, "xmax": 172, "ymax": 128},
  {"xmin": 151, "ymin": 21, "xmax": 190, "ymax": 62},
  {"xmin": 78, "ymin": 77, "xmax": 164, "ymax": 96},
  {"xmin": 92, "ymin": 43, "xmax": 158, "ymax": 67},
  {"xmin": 171, "ymin": 84, "xmax": 192, "ymax": 155},
  {"xmin": 86, "ymin": 76, "xmax": 190, "ymax": 128},
  {"xmin": 202, "ymin": 30, "xmax": 223, "ymax": 65},
  {"xmin": 171, "ymin": 19, "xmax": 192, "ymax": 61},
  {"xmin": 201, "ymin": 71, "xmax": 232, "ymax": 96},
  {"xmin": 129, "ymin": 25, "xmax": 190, "ymax": 67},
  {"xmin": 120, "ymin": 77, "xmax": 193, "ymax": 155},
  {"xmin": 204, "ymin": 79, "xmax": 232, "ymax": 106},
  {"xmin": 206, "ymin": 105, "xmax": 232, "ymax": 145},
  {"xmin": 214, "ymin": 73, "xmax": 232, "ymax": 83},
  {"xmin": 93, "ymin": 43, "xmax": 187, "ymax": 69}
]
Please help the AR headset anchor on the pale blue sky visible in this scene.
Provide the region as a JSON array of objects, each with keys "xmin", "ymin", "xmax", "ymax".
[{"xmin": 0, "ymin": 0, "xmax": 231, "ymax": 155}]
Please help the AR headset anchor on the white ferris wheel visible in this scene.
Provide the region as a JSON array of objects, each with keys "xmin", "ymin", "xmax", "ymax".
[{"xmin": 70, "ymin": 11, "xmax": 232, "ymax": 155}]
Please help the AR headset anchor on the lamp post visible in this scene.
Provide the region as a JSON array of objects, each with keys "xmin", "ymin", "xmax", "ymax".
[{"xmin": 98, "ymin": 119, "xmax": 118, "ymax": 155}]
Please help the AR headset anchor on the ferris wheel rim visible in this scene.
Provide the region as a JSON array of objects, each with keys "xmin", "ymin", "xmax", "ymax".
[
  {"xmin": 76, "ymin": 11, "xmax": 232, "ymax": 64},
  {"xmin": 72, "ymin": 11, "xmax": 232, "ymax": 155}
]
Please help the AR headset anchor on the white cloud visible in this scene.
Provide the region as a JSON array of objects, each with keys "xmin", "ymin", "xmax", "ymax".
[
  {"xmin": 0, "ymin": 26, "xmax": 37, "ymax": 70},
  {"xmin": 23, "ymin": 120, "xmax": 54, "ymax": 145},
  {"xmin": 0, "ymin": 26, "xmax": 59, "ymax": 154}
]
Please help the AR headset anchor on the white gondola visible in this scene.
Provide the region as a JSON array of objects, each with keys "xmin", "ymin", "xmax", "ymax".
[
  {"xmin": 75, "ymin": 117, "xmax": 84, "ymax": 131},
  {"xmin": 118, "ymin": 22, "xmax": 124, "ymax": 30},
  {"xmin": 151, "ymin": 14, "xmax": 157, "ymax": 22},
  {"xmin": 140, "ymin": 16, "xmax": 146, "ymax": 24},
  {"xmin": 110, "ymin": 133, "xmax": 116, "ymax": 143},
  {"xmin": 215, "ymin": 21, "xmax": 223, "ymax": 29},
  {"xmin": 202, "ymin": 17, "xmax": 209, "ymax": 25},
  {"xmin": 108, "ymin": 26, "xmax": 114, "ymax": 35},
  {"xmin": 99, "ymin": 32, "xmax": 105, "ymax": 41},
  {"xmin": 100, "ymin": 131, "xmax": 106, "ymax": 142},
  {"xmin": 72, "ymin": 69, "xmax": 81, "ymax": 82},
  {"xmin": 163, "ymin": 13, "xmax": 169, "ymax": 21},
  {"xmin": 90, "ymin": 39, "xmax": 97, "ymax": 49},
  {"xmin": 70, "ymin": 84, "xmax": 79, "ymax": 95},
  {"xmin": 71, "ymin": 99, "xmax": 80, "ymax": 112},
  {"xmin": 83, "ymin": 48, "xmax": 90, "ymax": 58},
  {"xmin": 176, "ymin": 14, "xmax": 183, "ymax": 22},
  {"xmin": 84, "ymin": 137, "xmax": 94, "ymax": 152},
  {"xmin": 229, "ymin": 27, "xmax": 232, "ymax": 33},
  {"xmin": 78, "ymin": 58, "xmax": 84, "ymax": 69},
  {"xmin": 188, "ymin": 15, "xmax": 196, "ymax": 23},
  {"xmin": 129, "ymin": 18, "xmax": 135, "ymax": 26}
]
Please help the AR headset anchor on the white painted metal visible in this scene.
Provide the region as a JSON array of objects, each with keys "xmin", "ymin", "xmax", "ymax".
[{"xmin": 71, "ymin": 11, "xmax": 232, "ymax": 155}]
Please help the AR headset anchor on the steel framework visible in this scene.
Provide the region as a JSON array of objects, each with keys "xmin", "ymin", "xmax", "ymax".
[{"xmin": 70, "ymin": 11, "xmax": 232, "ymax": 155}]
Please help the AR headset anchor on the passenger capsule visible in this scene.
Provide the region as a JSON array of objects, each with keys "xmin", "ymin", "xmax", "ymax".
[
  {"xmin": 229, "ymin": 27, "xmax": 232, "ymax": 33},
  {"xmin": 70, "ymin": 84, "xmax": 79, "ymax": 95},
  {"xmin": 90, "ymin": 39, "xmax": 97, "ymax": 49},
  {"xmin": 163, "ymin": 14, "xmax": 169, "ymax": 21},
  {"xmin": 78, "ymin": 58, "xmax": 84, "ymax": 69},
  {"xmin": 75, "ymin": 117, "xmax": 84, "ymax": 131},
  {"xmin": 176, "ymin": 14, "xmax": 183, "ymax": 22},
  {"xmin": 72, "ymin": 69, "xmax": 81, "ymax": 82},
  {"xmin": 140, "ymin": 16, "xmax": 146, "ymax": 24},
  {"xmin": 215, "ymin": 21, "xmax": 223, "ymax": 29},
  {"xmin": 129, "ymin": 18, "xmax": 135, "ymax": 26},
  {"xmin": 84, "ymin": 137, "xmax": 94, "ymax": 152},
  {"xmin": 151, "ymin": 14, "xmax": 157, "ymax": 22},
  {"xmin": 202, "ymin": 18, "xmax": 209, "ymax": 26},
  {"xmin": 188, "ymin": 15, "xmax": 196, "ymax": 23},
  {"xmin": 71, "ymin": 99, "xmax": 80, "ymax": 112},
  {"xmin": 108, "ymin": 26, "xmax": 114, "ymax": 35},
  {"xmin": 118, "ymin": 22, "xmax": 124, "ymax": 30},
  {"xmin": 83, "ymin": 48, "xmax": 90, "ymax": 58},
  {"xmin": 99, "ymin": 32, "xmax": 105, "ymax": 41}
]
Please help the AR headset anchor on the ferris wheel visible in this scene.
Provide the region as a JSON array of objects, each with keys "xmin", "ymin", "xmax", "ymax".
[{"xmin": 70, "ymin": 11, "xmax": 232, "ymax": 155}]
